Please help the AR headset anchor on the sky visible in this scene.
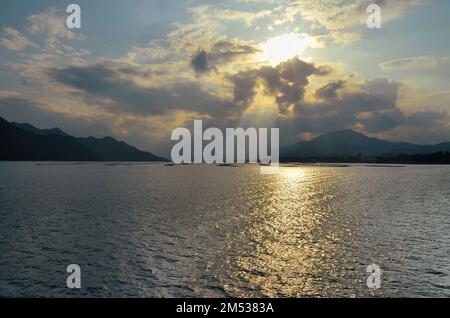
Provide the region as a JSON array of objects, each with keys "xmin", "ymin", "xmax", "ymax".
[{"xmin": 1, "ymin": 0, "xmax": 449, "ymax": 156}]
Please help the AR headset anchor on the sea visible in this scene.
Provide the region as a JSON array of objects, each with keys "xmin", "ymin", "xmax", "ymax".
[{"xmin": 0, "ymin": 162, "xmax": 449, "ymax": 297}]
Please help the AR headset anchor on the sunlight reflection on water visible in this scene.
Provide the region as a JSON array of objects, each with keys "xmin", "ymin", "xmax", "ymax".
[
  {"xmin": 213, "ymin": 167, "xmax": 350, "ymax": 297},
  {"xmin": 0, "ymin": 163, "xmax": 449, "ymax": 297}
]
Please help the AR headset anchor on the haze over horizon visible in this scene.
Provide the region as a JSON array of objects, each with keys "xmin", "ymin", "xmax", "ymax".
[{"xmin": 1, "ymin": 0, "xmax": 450, "ymax": 157}]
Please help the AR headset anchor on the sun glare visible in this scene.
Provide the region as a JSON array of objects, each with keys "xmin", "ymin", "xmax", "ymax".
[{"xmin": 262, "ymin": 33, "xmax": 312, "ymax": 65}]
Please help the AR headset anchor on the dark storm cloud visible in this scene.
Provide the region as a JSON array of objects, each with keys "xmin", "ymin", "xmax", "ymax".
[
  {"xmin": 191, "ymin": 50, "xmax": 211, "ymax": 74},
  {"xmin": 298, "ymin": 78, "xmax": 401, "ymax": 117},
  {"xmin": 282, "ymin": 77, "xmax": 408, "ymax": 138},
  {"xmin": 285, "ymin": 111, "xmax": 358, "ymax": 134},
  {"xmin": 363, "ymin": 78, "xmax": 400, "ymax": 108},
  {"xmin": 229, "ymin": 57, "xmax": 331, "ymax": 112},
  {"xmin": 228, "ymin": 70, "xmax": 258, "ymax": 104},
  {"xmin": 38, "ymin": 56, "xmax": 450, "ymax": 147},
  {"xmin": 357, "ymin": 109, "xmax": 448, "ymax": 134},
  {"xmin": 256, "ymin": 66, "xmax": 282, "ymax": 91},
  {"xmin": 284, "ymin": 76, "xmax": 450, "ymax": 140},
  {"xmin": 47, "ymin": 61, "xmax": 237, "ymax": 118},
  {"xmin": 315, "ymin": 80, "xmax": 346, "ymax": 100},
  {"xmin": 404, "ymin": 110, "xmax": 447, "ymax": 127},
  {"xmin": 191, "ymin": 40, "xmax": 260, "ymax": 75},
  {"xmin": 357, "ymin": 109, "xmax": 405, "ymax": 133},
  {"xmin": 278, "ymin": 57, "xmax": 330, "ymax": 84}
]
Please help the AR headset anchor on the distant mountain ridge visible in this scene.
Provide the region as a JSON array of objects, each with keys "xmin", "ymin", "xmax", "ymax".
[
  {"xmin": 281, "ymin": 129, "xmax": 450, "ymax": 160},
  {"xmin": 78, "ymin": 136, "xmax": 165, "ymax": 162},
  {"xmin": 12, "ymin": 122, "xmax": 69, "ymax": 137},
  {"xmin": 1, "ymin": 117, "xmax": 167, "ymax": 161},
  {"xmin": 3, "ymin": 117, "xmax": 449, "ymax": 163}
]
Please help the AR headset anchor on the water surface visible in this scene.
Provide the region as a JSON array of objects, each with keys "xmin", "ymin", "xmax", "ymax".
[{"xmin": 0, "ymin": 162, "xmax": 449, "ymax": 297}]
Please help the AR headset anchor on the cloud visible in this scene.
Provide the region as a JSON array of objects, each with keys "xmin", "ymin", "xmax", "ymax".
[
  {"xmin": 229, "ymin": 57, "xmax": 331, "ymax": 112},
  {"xmin": 357, "ymin": 109, "xmax": 405, "ymax": 133},
  {"xmin": 0, "ymin": 91, "xmax": 108, "ymax": 136},
  {"xmin": 374, "ymin": 109, "xmax": 450, "ymax": 145},
  {"xmin": 228, "ymin": 70, "xmax": 258, "ymax": 104},
  {"xmin": 191, "ymin": 40, "xmax": 260, "ymax": 74},
  {"xmin": 0, "ymin": 92, "xmax": 49, "ymax": 118},
  {"xmin": 286, "ymin": 0, "xmax": 429, "ymax": 29},
  {"xmin": 282, "ymin": 0, "xmax": 429, "ymax": 44},
  {"xmin": 404, "ymin": 110, "xmax": 448, "ymax": 128},
  {"xmin": 328, "ymin": 31, "xmax": 362, "ymax": 45},
  {"xmin": 0, "ymin": 90, "xmax": 176, "ymax": 156},
  {"xmin": 191, "ymin": 5, "xmax": 272, "ymax": 26},
  {"xmin": 356, "ymin": 109, "xmax": 449, "ymax": 134},
  {"xmin": 26, "ymin": 8, "xmax": 76, "ymax": 44},
  {"xmin": 363, "ymin": 78, "xmax": 400, "ymax": 109},
  {"xmin": 282, "ymin": 77, "xmax": 448, "ymax": 143},
  {"xmin": 0, "ymin": 27, "xmax": 36, "ymax": 51},
  {"xmin": 127, "ymin": 39, "xmax": 172, "ymax": 63},
  {"xmin": 1, "ymin": 8, "xmax": 89, "ymax": 84},
  {"xmin": 380, "ymin": 56, "xmax": 438, "ymax": 70},
  {"xmin": 277, "ymin": 77, "xmax": 404, "ymax": 142},
  {"xmin": 126, "ymin": 6, "xmax": 263, "ymax": 76},
  {"xmin": 313, "ymin": 78, "xmax": 400, "ymax": 114},
  {"xmin": 379, "ymin": 56, "xmax": 450, "ymax": 94},
  {"xmin": 191, "ymin": 50, "xmax": 211, "ymax": 74},
  {"xmin": 46, "ymin": 60, "xmax": 240, "ymax": 120},
  {"xmin": 380, "ymin": 56, "xmax": 450, "ymax": 84},
  {"xmin": 315, "ymin": 80, "xmax": 346, "ymax": 100},
  {"xmin": 2, "ymin": 1, "xmax": 450, "ymax": 154}
]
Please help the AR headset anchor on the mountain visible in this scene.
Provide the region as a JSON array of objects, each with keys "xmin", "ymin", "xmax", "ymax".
[
  {"xmin": 78, "ymin": 136, "xmax": 166, "ymax": 161},
  {"xmin": 12, "ymin": 122, "xmax": 69, "ymax": 137},
  {"xmin": 0, "ymin": 117, "xmax": 101, "ymax": 161},
  {"xmin": 0, "ymin": 116, "xmax": 167, "ymax": 161},
  {"xmin": 282, "ymin": 130, "xmax": 416, "ymax": 158},
  {"xmin": 281, "ymin": 130, "xmax": 450, "ymax": 160}
]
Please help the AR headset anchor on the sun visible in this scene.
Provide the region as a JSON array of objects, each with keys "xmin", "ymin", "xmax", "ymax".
[{"xmin": 262, "ymin": 33, "xmax": 313, "ymax": 64}]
